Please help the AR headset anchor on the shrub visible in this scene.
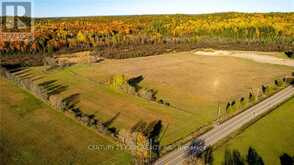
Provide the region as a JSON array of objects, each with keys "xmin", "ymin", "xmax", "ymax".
[
  {"xmin": 121, "ymin": 83, "xmax": 137, "ymax": 95},
  {"xmin": 72, "ymin": 108, "xmax": 82, "ymax": 118},
  {"xmin": 261, "ymin": 85, "xmax": 269, "ymax": 95},
  {"xmin": 108, "ymin": 127, "xmax": 119, "ymax": 136},
  {"xmin": 289, "ymin": 78, "xmax": 294, "ymax": 85},
  {"xmin": 165, "ymin": 102, "xmax": 171, "ymax": 106},
  {"xmin": 110, "ymin": 74, "xmax": 127, "ymax": 89},
  {"xmin": 138, "ymin": 88, "xmax": 157, "ymax": 101},
  {"xmin": 226, "ymin": 102, "xmax": 231, "ymax": 111},
  {"xmin": 158, "ymin": 99, "xmax": 164, "ymax": 104},
  {"xmin": 274, "ymin": 79, "xmax": 283, "ymax": 87},
  {"xmin": 231, "ymin": 100, "xmax": 236, "ymax": 107},
  {"xmin": 249, "ymin": 92, "xmax": 255, "ymax": 102},
  {"xmin": 240, "ymin": 97, "xmax": 246, "ymax": 106},
  {"xmin": 157, "ymin": 99, "xmax": 170, "ymax": 106},
  {"xmin": 81, "ymin": 115, "xmax": 90, "ymax": 124}
]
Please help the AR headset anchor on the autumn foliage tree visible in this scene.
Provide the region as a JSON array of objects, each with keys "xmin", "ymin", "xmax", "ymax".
[{"xmin": 1, "ymin": 13, "xmax": 293, "ymax": 56}]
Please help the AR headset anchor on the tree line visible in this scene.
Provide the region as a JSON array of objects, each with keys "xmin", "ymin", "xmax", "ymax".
[{"xmin": 1, "ymin": 13, "xmax": 293, "ymax": 57}]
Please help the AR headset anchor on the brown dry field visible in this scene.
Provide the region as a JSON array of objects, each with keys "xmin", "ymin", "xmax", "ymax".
[{"xmin": 29, "ymin": 51, "xmax": 293, "ymax": 146}]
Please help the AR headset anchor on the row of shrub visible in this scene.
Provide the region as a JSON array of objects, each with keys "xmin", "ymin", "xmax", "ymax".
[
  {"xmin": 0, "ymin": 65, "xmax": 120, "ymax": 138},
  {"xmin": 0, "ymin": 65, "xmax": 179, "ymax": 161},
  {"xmin": 225, "ymin": 76, "xmax": 291, "ymax": 115},
  {"xmin": 108, "ymin": 74, "xmax": 171, "ymax": 106}
]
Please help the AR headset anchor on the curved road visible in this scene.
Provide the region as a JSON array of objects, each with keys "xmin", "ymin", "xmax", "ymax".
[{"xmin": 155, "ymin": 85, "xmax": 294, "ymax": 165}]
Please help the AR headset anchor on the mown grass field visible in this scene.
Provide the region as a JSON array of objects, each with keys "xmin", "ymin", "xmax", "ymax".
[
  {"xmin": 0, "ymin": 78, "xmax": 131, "ymax": 165},
  {"xmin": 213, "ymin": 97, "xmax": 294, "ymax": 165},
  {"xmin": 29, "ymin": 51, "xmax": 293, "ymax": 146}
]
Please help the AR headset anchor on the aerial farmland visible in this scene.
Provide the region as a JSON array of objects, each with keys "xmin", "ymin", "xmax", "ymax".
[{"xmin": 0, "ymin": 1, "xmax": 294, "ymax": 165}]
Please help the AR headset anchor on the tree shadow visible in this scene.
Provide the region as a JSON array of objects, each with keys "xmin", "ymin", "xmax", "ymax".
[
  {"xmin": 2, "ymin": 64, "xmax": 44, "ymax": 83},
  {"xmin": 38, "ymin": 80, "xmax": 58, "ymax": 87},
  {"xmin": 72, "ymin": 107, "xmax": 82, "ymax": 117},
  {"xmin": 140, "ymin": 120, "xmax": 163, "ymax": 159},
  {"xmin": 37, "ymin": 80, "xmax": 70, "ymax": 99},
  {"xmin": 280, "ymin": 153, "xmax": 293, "ymax": 165},
  {"xmin": 31, "ymin": 76, "xmax": 44, "ymax": 82},
  {"xmin": 13, "ymin": 68, "xmax": 31, "ymax": 76},
  {"xmin": 223, "ymin": 149, "xmax": 245, "ymax": 165},
  {"xmin": 17, "ymin": 72, "xmax": 35, "ymax": 80},
  {"xmin": 62, "ymin": 93, "xmax": 81, "ymax": 110},
  {"xmin": 149, "ymin": 120, "xmax": 163, "ymax": 158},
  {"xmin": 1, "ymin": 64, "xmax": 24, "ymax": 72},
  {"xmin": 127, "ymin": 75, "xmax": 144, "ymax": 91},
  {"xmin": 47, "ymin": 84, "xmax": 69, "ymax": 96},
  {"xmin": 103, "ymin": 112, "xmax": 120, "ymax": 128}
]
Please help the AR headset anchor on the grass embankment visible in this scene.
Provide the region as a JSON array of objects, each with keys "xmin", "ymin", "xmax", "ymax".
[
  {"xmin": 0, "ymin": 78, "xmax": 132, "ymax": 164},
  {"xmin": 29, "ymin": 51, "xmax": 293, "ymax": 146},
  {"xmin": 213, "ymin": 98, "xmax": 294, "ymax": 165}
]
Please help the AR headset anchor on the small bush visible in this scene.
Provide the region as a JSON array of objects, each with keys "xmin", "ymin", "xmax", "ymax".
[
  {"xmin": 158, "ymin": 99, "xmax": 164, "ymax": 104},
  {"xmin": 108, "ymin": 127, "xmax": 118, "ymax": 136},
  {"xmin": 138, "ymin": 88, "xmax": 157, "ymax": 101},
  {"xmin": 231, "ymin": 100, "xmax": 236, "ymax": 107},
  {"xmin": 226, "ymin": 102, "xmax": 231, "ymax": 111},
  {"xmin": 249, "ymin": 92, "xmax": 255, "ymax": 102},
  {"xmin": 81, "ymin": 115, "xmax": 90, "ymax": 124},
  {"xmin": 165, "ymin": 102, "xmax": 171, "ymax": 106},
  {"xmin": 274, "ymin": 79, "xmax": 283, "ymax": 87},
  {"xmin": 261, "ymin": 85, "xmax": 269, "ymax": 95},
  {"xmin": 110, "ymin": 74, "xmax": 127, "ymax": 89},
  {"xmin": 121, "ymin": 84, "xmax": 137, "ymax": 95},
  {"xmin": 240, "ymin": 97, "xmax": 246, "ymax": 106}
]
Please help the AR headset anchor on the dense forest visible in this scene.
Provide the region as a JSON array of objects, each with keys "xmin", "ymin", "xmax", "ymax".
[{"xmin": 0, "ymin": 12, "xmax": 293, "ymax": 58}]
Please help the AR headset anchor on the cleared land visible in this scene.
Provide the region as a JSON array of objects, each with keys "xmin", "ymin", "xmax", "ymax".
[
  {"xmin": 193, "ymin": 50, "xmax": 294, "ymax": 67},
  {"xmin": 29, "ymin": 51, "xmax": 293, "ymax": 146},
  {"xmin": 213, "ymin": 97, "xmax": 294, "ymax": 165},
  {"xmin": 0, "ymin": 78, "xmax": 131, "ymax": 164}
]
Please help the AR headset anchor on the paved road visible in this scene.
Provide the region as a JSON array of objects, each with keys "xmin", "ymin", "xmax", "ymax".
[{"xmin": 155, "ymin": 85, "xmax": 294, "ymax": 165}]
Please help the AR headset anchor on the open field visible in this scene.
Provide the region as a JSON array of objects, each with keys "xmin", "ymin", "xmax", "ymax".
[
  {"xmin": 28, "ymin": 51, "xmax": 293, "ymax": 146},
  {"xmin": 0, "ymin": 78, "xmax": 131, "ymax": 164},
  {"xmin": 213, "ymin": 97, "xmax": 294, "ymax": 165}
]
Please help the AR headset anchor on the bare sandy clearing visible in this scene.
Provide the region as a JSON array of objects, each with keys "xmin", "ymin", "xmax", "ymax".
[{"xmin": 193, "ymin": 50, "xmax": 294, "ymax": 67}]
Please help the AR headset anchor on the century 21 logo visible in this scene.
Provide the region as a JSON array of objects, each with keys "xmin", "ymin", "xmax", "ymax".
[{"xmin": 1, "ymin": 2, "xmax": 32, "ymax": 32}]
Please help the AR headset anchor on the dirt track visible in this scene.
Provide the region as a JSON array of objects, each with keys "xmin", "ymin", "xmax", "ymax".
[{"xmin": 193, "ymin": 50, "xmax": 294, "ymax": 67}]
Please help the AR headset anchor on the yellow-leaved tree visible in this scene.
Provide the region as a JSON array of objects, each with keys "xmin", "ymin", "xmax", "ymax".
[{"xmin": 77, "ymin": 31, "xmax": 86, "ymax": 42}]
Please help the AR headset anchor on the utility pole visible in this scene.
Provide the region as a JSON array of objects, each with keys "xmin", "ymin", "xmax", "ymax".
[{"xmin": 217, "ymin": 102, "xmax": 221, "ymax": 124}]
